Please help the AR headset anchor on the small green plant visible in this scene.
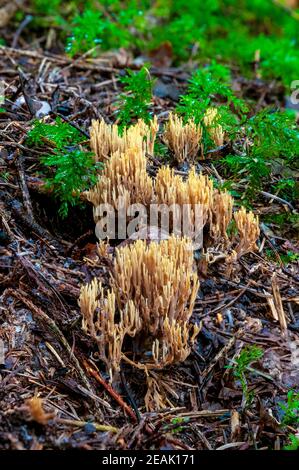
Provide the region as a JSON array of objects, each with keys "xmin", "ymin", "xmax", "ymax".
[
  {"xmin": 41, "ymin": 148, "xmax": 100, "ymax": 218},
  {"xmin": 177, "ymin": 62, "xmax": 243, "ymax": 122},
  {"xmin": 266, "ymin": 249, "xmax": 299, "ymax": 265},
  {"xmin": 27, "ymin": 118, "xmax": 99, "ymax": 218},
  {"xmin": 66, "ymin": 9, "xmax": 106, "ymax": 56},
  {"xmin": 176, "ymin": 62, "xmax": 247, "ymax": 150},
  {"xmin": 227, "ymin": 345, "xmax": 264, "ymax": 407},
  {"xmin": 27, "ymin": 118, "xmax": 83, "ymax": 149},
  {"xmin": 279, "ymin": 390, "xmax": 299, "ymax": 426},
  {"xmin": 223, "ymin": 109, "xmax": 299, "ymax": 201},
  {"xmin": 117, "ymin": 66, "xmax": 155, "ymax": 130},
  {"xmin": 161, "ymin": 417, "xmax": 190, "ymax": 435},
  {"xmin": 272, "ymin": 178, "xmax": 299, "ymax": 203},
  {"xmin": 263, "ymin": 213, "xmax": 299, "ymax": 234},
  {"xmin": 0, "ymin": 171, "xmax": 10, "ymax": 182},
  {"xmin": 154, "ymin": 140, "xmax": 169, "ymax": 160},
  {"xmin": 284, "ymin": 434, "xmax": 299, "ymax": 451},
  {"xmin": 226, "ymin": 219, "xmax": 238, "ymax": 238},
  {"xmin": 283, "ymin": 252, "xmax": 299, "ymax": 264},
  {"xmin": 29, "ymin": 0, "xmax": 71, "ymax": 30},
  {"xmin": 247, "ymin": 110, "xmax": 299, "ymax": 167},
  {"xmin": 150, "ymin": 13, "xmax": 203, "ymax": 62}
]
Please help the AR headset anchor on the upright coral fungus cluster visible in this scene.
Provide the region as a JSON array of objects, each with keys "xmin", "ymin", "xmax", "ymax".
[
  {"xmin": 79, "ymin": 236, "xmax": 200, "ymax": 380},
  {"xmin": 79, "ymin": 115, "xmax": 260, "ymax": 404},
  {"xmin": 162, "ymin": 112, "xmax": 203, "ymax": 163},
  {"xmin": 160, "ymin": 109, "xmax": 224, "ymax": 163},
  {"xmin": 85, "ymin": 138, "xmax": 259, "ymax": 258},
  {"xmin": 90, "ymin": 117, "xmax": 158, "ymax": 163},
  {"xmin": 85, "ymin": 145, "xmax": 153, "ymax": 212}
]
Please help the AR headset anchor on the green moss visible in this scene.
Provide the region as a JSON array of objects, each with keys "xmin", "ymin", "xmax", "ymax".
[
  {"xmin": 27, "ymin": 118, "xmax": 100, "ymax": 218},
  {"xmin": 117, "ymin": 66, "xmax": 155, "ymax": 130}
]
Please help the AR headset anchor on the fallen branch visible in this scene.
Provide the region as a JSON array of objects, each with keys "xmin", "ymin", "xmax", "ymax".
[
  {"xmin": 56, "ymin": 418, "xmax": 118, "ymax": 433},
  {"xmin": 259, "ymin": 190, "xmax": 295, "ymax": 211},
  {"xmin": 83, "ymin": 360, "xmax": 138, "ymax": 423}
]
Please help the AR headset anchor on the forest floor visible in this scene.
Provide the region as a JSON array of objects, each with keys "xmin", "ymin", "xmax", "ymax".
[{"xmin": 0, "ymin": 9, "xmax": 299, "ymax": 451}]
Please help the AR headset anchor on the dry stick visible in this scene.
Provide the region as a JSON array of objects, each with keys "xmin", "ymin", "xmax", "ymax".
[
  {"xmin": 201, "ymin": 334, "xmax": 239, "ymax": 379},
  {"xmin": 142, "ymin": 424, "xmax": 192, "ymax": 449},
  {"xmin": 194, "ymin": 288, "xmax": 246, "ymax": 307},
  {"xmin": 51, "ymin": 111, "xmax": 90, "ymax": 139},
  {"xmin": 191, "ymin": 424, "xmax": 213, "ymax": 450},
  {"xmin": 0, "ymin": 139, "xmax": 46, "ymax": 155},
  {"xmin": 219, "ymin": 279, "xmax": 273, "ymax": 300},
  {"xmin": 18, "ymin": 255, "xmax": 68, "ymax": 315},
  {"xmin": 208, "ymin": 281, "xmax": 252, "ymax": 315},
  {"xmin": 162, "ymin": 437, "xmax": 192, "ymax": 450},
  {"xmin": 259, "ymin": 190, "xmax": 295, "ymax": 211},
  {"xmin": 178, "ymin": 409, "xmax": 230, "ymax": 418},
  {"xmin": 3, "ymin": 288, "xmax": 95, "ymax": 397},
  {"xmin": 15, "ymin": 150, "xmax": 34, "ymax": 222},
  {"xmin": 56, "ymin": 418, "xmax": 118, "ymax": 434},
  {"xmin": 271, "ymin": 273, "xmax": 288, "ymax": 333},
  {"xmin": 120, "ymin": 367, "xmax": 141, "ymax": 423},
  {"xmin": 142, "ymin": 420, "xmax": 193, "ymax": 449},
  {"xmin": 82, "ymin": 360, "xmax": 137, "ymax": 423},
  {"xmin": 59, "ymin": 45, "xmax": 108, "ymax": 73},
  {"xmin": 11, "ymin": 14, "xmax": 33, "ymax": 48}
]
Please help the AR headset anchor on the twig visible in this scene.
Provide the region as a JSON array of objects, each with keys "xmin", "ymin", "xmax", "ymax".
[
  {"xmin": 178, "ymin": 409, "xmax": 230, "ymax": 418},
  {"xmin": 191, "ymin": 425, "xmax": 213, "ymax": 450},
  {"xmin": 15, "ymin": 150, "xmax": 34, "ymax": 222},
  {"xmin": 209, "ymin": 282, "xmax": 252, "ymax": 314},
  {"xmin": 219, "ymin": 278, "xmax": 273, "ymax": 300},
  {"xmin": 83, "ymin": 360, "xmax": 138, "ymax": 423},
  {"xmin": 51, "ymin": 111, "xmax": 90, "ymax": 138},
  {"xmin": 56, "ymin": 418, "xmax": 118, "ymax": 433},
  {"xmin": 226, "ymin": 358, "xmax": 284, "ymax": 388},
  {"xmin": 18, "ymin": 256, "xmax": 69, "ymax": 312},
  {"xmin": 120, "ymin": 366, "xmax": 141, "ymax": 422},
  {"xmin": 260, "ymin": 225, "xmax": 283, "ymax": 265},
  {"xmin": 201, "ymin": 335, "xmax": 237, "ymax": 379},
  {"xmin": 216, "ymin": 442, "xmax": 246, "ymax": 450},
  {"xmin": 12, "ymin": 14, "xmax": 33, "ymax": 48},
  {"xmin": 259, "ymin": 190, "xmax": 295, "ymax": 211},
  {"xmin": 0, "ymin": 139, "xmax": 46, "ymax": 155},
  {"xmin": 271, "ymin": 272, "xmax": 288, "ymax": 333}
]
